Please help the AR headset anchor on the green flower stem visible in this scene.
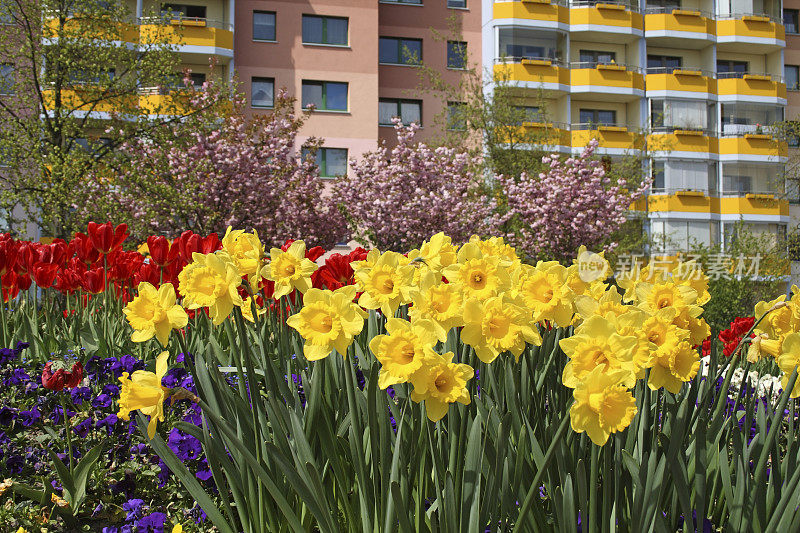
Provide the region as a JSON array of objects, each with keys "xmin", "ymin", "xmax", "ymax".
[
  {"xmin": 513, "ymin": 400, "xmax": 573, "ymax": 531},
  {"xmin": 61, "ymin": 395, "xmax": 75, "ymax": 474}
]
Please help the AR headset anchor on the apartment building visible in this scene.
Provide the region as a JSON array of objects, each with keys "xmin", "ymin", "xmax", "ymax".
[
  {"xmin": 236, "ymin": 0, "xmax": 481, "ymax": 178},
  {"xmin": 485, "ymin": 0, "xmax": 790, "ymax": 254}
]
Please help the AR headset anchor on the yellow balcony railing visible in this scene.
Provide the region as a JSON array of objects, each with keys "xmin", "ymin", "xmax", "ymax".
[
  {"xmin": 42, "ymin": 86, "xmax": 192, "ymax": 115},
  {"xmin": 645, "ymin": 69, "xmax": 716, "ymax": 94},
  {"xmin": 716, "ymin": 74, "xmax": 786, "ymax": 100},
  {"xmin": 716, "ymin": 13, "xmax": 785, "ymax": 42},
  {"xmin": 139, "ymin": 17, "xmax": 233, "ymax": 51},
  {"xmin": 569, "ymin": 1, "xmax": 643, "ymax": 31},
  {"xmin": 648, "ymin": 131, "xmax": 719, "ymax": 154},
  {"xmin": 719, "ymin": 194, "xmax": 788, "ymax": 216},
  {"xmin": 646, "ymin": 193, "xmax": 716, "ymax": 213},
  {"xmin": 571, "ymin": 125, "xmax": 643, "ymax": 151},
  {"xmin": 493, "ymin": 61, "xmax": 570, "ymax": 89},
  {"xmin": 569, "ymin": 62, "xmax": 645, "ymax": 93},
  {"xmin": 493, "ymin": 0, "xmax": 569, "ymax": 24},
  {"xmin": 643, "ymin": 8, "xmax": 715, "ymax": 35},
  {"xmin": 718, "ymin": 134, "xmax": 787, "ymax": 158}
]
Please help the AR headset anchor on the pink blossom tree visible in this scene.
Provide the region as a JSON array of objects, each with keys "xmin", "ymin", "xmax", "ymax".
[
  {"xmin": 493, "ymin": 139, "xmax": 649, "ymax": 262},
  {"xmin": 336, "ymin": 120, "xmax": 496, "ymax": 251},
  {"xmin": 85, "ymin": 78, "xmax": 346, "ymax": 249}
]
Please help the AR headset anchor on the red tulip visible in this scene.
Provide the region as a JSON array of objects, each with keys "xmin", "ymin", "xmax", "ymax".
[
  {"xmin": 71, "ymin": 233, "xmax": 101, "ymax": 265},
  {"xmin": 80, "ymin": 267, "xmax": 106, "ymax": 294},
  {"xmin": 42, "ymin": 361, "xmax": 83, "ymax": 391},
  {"xmin": 176, "ymin": 231, "xmax": 221, "ymax": 263},
  {"xmin": 87, "ymin": 222, "xmax": 128, "ymax": 255},
  {"xmin": 15, "ymin": 273, "xmax": 31, "ymax": 291},
  {"xmin": 147, "ymin": 235, "xmax": 180, "ymax": 268},
  {"xmin": 31, "ymin": 263, "xmax": 60, "ymax": 289},
  {"xmin": 106, "ymin": 250, "xmax": 144, "ymax": 282},
  {"xmin": 0, "ymin": 235, "xmax": 18, "ymax": 276}
]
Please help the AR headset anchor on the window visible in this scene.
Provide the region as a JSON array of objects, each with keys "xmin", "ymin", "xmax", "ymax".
[
  {"xmin": 447, "ymin": 41, "xmax": 467, "ymax": 69},
  {"xmin": 579, "ymin": 109, "xmax": 616, "ymax": 126},
  {"xmin": 784, "ymin": 9, "xmax": 799, "ymax": 33},
  {"xmin": 786, "ymin": 65, "xmax": 799, "ymax": 90},
  {"xmin": 0, "ymin": 64, "xmax": 14, "ymax": 95},
  {"xmin": 498, "ymin": 28, "xmax": 565, "ymax": 61},
  {"xmin": 647, "ymin": 0, "xmax": 680, "ymax": 10},
  {"xmin": 303, "ymin": 148, "xmax": 349, "ymax": 178},
  {"xmin": 651, "ymin": 220, "xmax": 719, "ymax": 252},
  {"xmin": 379, "ymin": 37, "xmax": 422, "ymax": 65},
  {"xmin": 514, "ymin": 106, "xmax": 542, "ymax": 124},
  {"xmin": 161, "ymin": 4, "xmax": 207, "ymax": 19},
  {"xmin": 253, "ymin": 11, "xmax": 276, "ymax": 41},
  {"xmin": 251, "ymin": 77, "xmax": 274, "ymax": 108},
  {"xmin": 650, "ymin": 99, "xmax": 709, "ymax": 131},
  {"xmin": 380, "ymin": 0, "xmax": 423, "ymax": 4},
  {"xmin": 647, "ymin": 55, "xmax": 682, "ymax": 73},
  {"xmin": 717, "ymin": 60, "xmax": 748, "ymax": 78},
  {"xmin": 579, "ymin": 50, "xmax": 616, "ymax": 66},
  {"xmin": 379, "ymin": 98, "xmax": 422, "ymax": 125},
  {"xmin": 448, "ymin": 0, "xmax": 467, "ymax": 6},
  {"xmin": 187, "ymin": 72, "xmax": 206, "ymax": 88},
  {"xmin": 302, "ymin": 15, "xmax": 348, "ymax": 46},
  {"xmin": 447, "ymin": 102, "xmax": 467, "ymax": 130},
  {"xmin": 302, "ymin": 81, "xmax": 348, "ymax": 111}
]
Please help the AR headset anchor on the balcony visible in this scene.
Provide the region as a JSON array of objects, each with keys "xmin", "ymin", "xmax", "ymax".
[
  {"xmin": 139, "ymin": 16, "xmax": 234, "ymax": 61},
  {"xmin": 569, "ymin": 0, "xmax": 643, "ymax": 36},
  {"xmin": 569, "ymin": 62, "xmax": 644, "ymax": 99},
  {"xmin": 645, "ymin": 68, "xmax": 716, "ymax": 98},
  {"xmin": 643, "ymin": 7, "xmax": 715, "ymax": 43},
  {"xmin": 718, "ymin": 131, "xmax": 787, "ymax": 161},
  {"xmin": 500, "ymin": 121, "xmax": 571, "ymax": 148},
  {"xmin": 648, "ymin": 130, "xmax": 718, "ymax": 156},
  {"xmin": 571, "ymin": 123, "xmax": 642, "ymax": 152},
  {"xmin": 493, "ymin": 59, "xmax": 569, "ymax": 92},
  {"xmin": 42, "ymin": 86, "xmax": 192, "ymax": 116},
  {"xmin": 716, "ymin": 13, "xmax": 784, "ymax": 50},
  {"xmin": 492, "ymin": 0, "xmax": 569, "ymax": 27},
  {"xmin": 716, "ymin": 72, "xmax": 786, "ymax": 103},
  {"xmin": 719, "ymin": 194, "xmax": 788, "ymax": 217},
  {"xmin": 645, "ymin": 193, "xmax": 715, "ymax": 214}
]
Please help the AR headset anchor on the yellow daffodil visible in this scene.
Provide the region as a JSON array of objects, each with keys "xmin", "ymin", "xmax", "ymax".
[
  {"xmin": 673, "ymin": 308, "xmax": 710, "ymax": 346},
  {"xmin": 647, "ymin": 340, "xmax": 700, "ymax": 394},
  {"xmin": 221, "ymin": 226, "xmax": 264, "ymax": 279},
  {"xmin": 263, "ymin": 240, "xmax": 318, "ymax": 300},
  {"xmin": 408, "ymin": 271, "xmax": 464, "ymax": 342},
  {"xmin": 443, "ymin": 242, "xmax": 512, "ymax": 301},
  {"xmin": 123, "ymin": 282, "xmax": 188, "ymax": 347},
  {"xmin": 755, "ymin": 292, "xmax": 799, "ymax": 343},
  {"xmin": 469, "ymin": 235, "xmax": 519, "ymax": 268},
  {"xmin": 178, "ymin": 251, "xmax": 243, "ymax": 325},
  {"xmin": 569, "ymin": 366, "xmax": 637, "ymax": 446},
  {"xmin": 461, "ymin": 296, "xmax": 542, "ymax": 363},
  {"xmin": 777, "ymin": 333, "xmax": 800, "ymax": 397},
  {"xmin": 673, "ymin": 260, "xmax": 711, "ymax": 305},
  {"xmin": 409, "ymin": 351, "xmax": 473, "ymax": 422},
  {"xmin": 172, "ymin": 525, "xmax": 183, "ymax": 533},
  {"xmin": 636, "ymin": 280, "xmax": 698, "ymax": 315},
  {"xmin": 117, "ymin": 351, "xmax": 171, "ymax": 440},
  {"xmin": 286, "ymin": 286, "xmax": 367, "ymax": 360},
  {"xmin": 574, "ymin": 286, "xmax": 627, "ymax": 322},
  {"xmin": 640, "ymin": 308, "xmax": 688, "ymax": 361},
  {"xmin": 516, "ymin": 263, "xmax": 575, "ymax": 327},
  {"xmin": 369, "ymin": 318, "xmax": 438, "ymax": 388},
  {"xmin": 747, "ymin": 333, "xmax": 782, "ymax": 363},
  {"xmin": 407, "ymin": 232, "xmax": 458, "ymax": 274},
  {"xmin": 239, "ymin": 296, "xmax": 266, "ymax": 323},
  {"xmin": 559, "ymin": 315, "xmax": 639, "ymax": 388},
  {"xmin": 354, "ymin": 251, "xmax": 415, "ymax": 317}
]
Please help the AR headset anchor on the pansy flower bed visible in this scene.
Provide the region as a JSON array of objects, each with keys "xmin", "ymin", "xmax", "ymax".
[{"xmin": 2, "ymin": 224, "xmax": 800, "ymax": 531}]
